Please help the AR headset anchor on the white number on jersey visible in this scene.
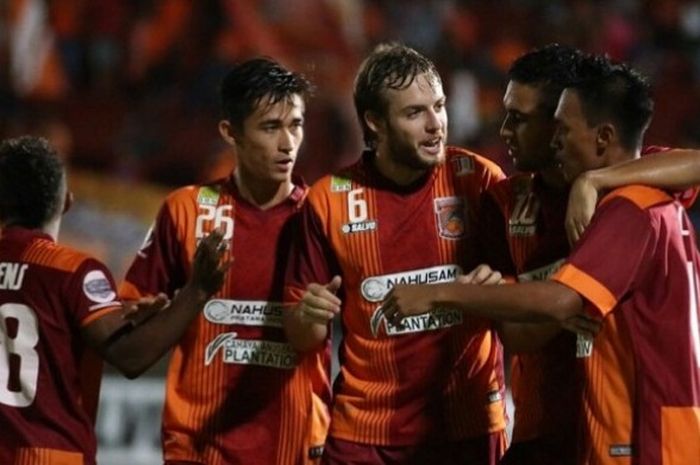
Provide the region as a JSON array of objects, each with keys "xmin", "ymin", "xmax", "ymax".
[
  {"xmin": 0, "ymin": 303, "xmax": 40, "ymax": 407},
  {"xmin": 348, "ymin": 188, "xmax": 368, "ymax": 223},
  {"xmin": 195, "ymin": 205, "xmax": 234, "ymax": 240}
]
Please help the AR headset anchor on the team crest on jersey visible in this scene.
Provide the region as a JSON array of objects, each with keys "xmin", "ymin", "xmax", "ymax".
[
  {"xmin": 451, "ymin": 156, "xmax": 474, "ymax": 176},
  {"xmin": 197, "ymin": 185, "xmax": 221, "ymax": 206},
  {"xmin": 434, "ymin": 197, "xmax": 466, "ymax": 239},
  {"xmin": 82, "ymin": 270, "xmax": 117, "ymax": 305},
  {"xmin": 509, "ymin": 191, "xmax": 540, "ymax": 236},
  {"xmin": 330, "ymin": 176, "xmax": 352, "ymax": 192}
]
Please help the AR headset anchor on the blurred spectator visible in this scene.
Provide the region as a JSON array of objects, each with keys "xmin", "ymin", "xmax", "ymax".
[{"xmin": 0, "ymin": 0, "xmax": 699, "ymax": 185}]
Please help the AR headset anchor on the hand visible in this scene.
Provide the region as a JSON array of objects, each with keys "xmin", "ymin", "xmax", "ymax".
[
  {"xmin": 561, "ymin": 312, "xmax": 602, "ymax": 339},
  {"xmin": 566, "ymin": 173, "xmax": 598, "ymax": 246},
  {"xmin": 297, "ymin": 276, "xmax": 342, "ymax": 325},
  {"xmin": 122, "ymin": 293, "xmax": 170, "ymax": 326},
  {"xmin": 191, "ymin": 228, "xmax": 232, "ymax": 297},
  {"xmin": 459, "ymin": 264, "xmax": 504, "ymax": 285},
  {"xmin": 380, "ymin": 284, "xmax": 434, "ymax": 326}
]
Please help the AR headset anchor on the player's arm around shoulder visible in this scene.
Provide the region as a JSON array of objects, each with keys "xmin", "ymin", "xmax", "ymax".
[{"xmin": 82, "ymin": 229, "xmax": 230, "ymax": 378}]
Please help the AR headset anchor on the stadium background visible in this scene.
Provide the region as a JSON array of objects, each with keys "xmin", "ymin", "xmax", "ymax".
[{"xmin": 2, "ymin": 1, "xmax": 700, "ymax": 463}]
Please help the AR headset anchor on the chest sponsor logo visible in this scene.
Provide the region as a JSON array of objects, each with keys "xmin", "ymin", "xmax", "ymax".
[
  {"xmin": 83, "ymin": 269, "xmax": 117, "ymax": 304},
  {"xmin": 330, "ymin": 176, "xmax": 352, "ymax": 193},
  {"xmin": 576, "ymin": 333, "xmax": 594, "ymax": 358},
  {"xmin": 203, "ymin": 299, "xmax": 284, "ymax": 327},
  {"xmin": 509, "ymin": 191, "xmax": 540, "ymax": 236},
  {"xmin": 204, "ymin": 332, "xmax": 297, "ymax": 369},
  {"xmin": 370, "ymin": 306, "xmax": 463, "ymax": 337},
  {"xmin": 434, "ymin": 197, "xmax": 466, "ymax": 239},
  {"xmin": 517, "ymin": 259, "xmax": 565, "ymax": 282},
  {"xmin": 451, "ymin": 156, "xmax": 474, "ymax": 176},
  {"xmin": 361, "ymin": 265, "xmax": 462, "ymax": 302}
]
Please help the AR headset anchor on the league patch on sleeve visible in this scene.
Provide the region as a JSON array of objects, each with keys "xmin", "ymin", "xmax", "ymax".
[{"xmin": 82, "ymin": 270, "xmax": 117, "ymax": 304}]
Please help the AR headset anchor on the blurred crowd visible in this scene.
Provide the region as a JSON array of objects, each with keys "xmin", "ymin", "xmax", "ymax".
[{"xmin": 2, "ymin": 0, "xmax": 700, "ymax": 186}]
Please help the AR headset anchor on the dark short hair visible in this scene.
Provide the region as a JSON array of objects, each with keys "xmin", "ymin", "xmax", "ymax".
[
  {"xmin": 353, "ymin": 43, "xmax": 442, "ymax": 149},
  {"xmin": 0, "ymin": 136, "xmax": 65, "ymax": 228},
  {"xmin": 569, "ymin": 54, "xmax": 653, "ymax": 151},
  {"xmin": 220, "ymin": 58, "xmax": 312, "ymax": 129},
  {"xmin": 508, "ymin": 43, "xmax": 585, "ymax": 115}
]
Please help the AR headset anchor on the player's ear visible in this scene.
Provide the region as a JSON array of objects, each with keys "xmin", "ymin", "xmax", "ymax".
[
  {"xmin": 596, "ymin": 123, "xmax": 614, "ymax": 156},
  {"xmin": 63, "ymin": 191, "xmax": 74, "ymax": 215},
  {"xmin": 364, "ymin": 111, "xmax": 384, "ymax": 139},
  {"xmin": 218, "ymin": 120, "xmax": 237, "ymax": 146}
]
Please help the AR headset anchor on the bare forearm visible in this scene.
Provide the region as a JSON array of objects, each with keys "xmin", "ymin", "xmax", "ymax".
[
  {"xmin": 432, "ymin": 281, "xmax": 582, "ymax": 323},
  {"xmin": 283, "ymin": 305, "xmax": 329, "ymax": 352},
  {"xmin": 586, "ymin": 149, "xmax": 700, "ymax": 191},
  {"xmin": 102, "ymin": 285, "xmax": 209, "ymax": 378}
]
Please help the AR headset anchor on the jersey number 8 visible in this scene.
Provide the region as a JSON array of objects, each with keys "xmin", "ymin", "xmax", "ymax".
[{"xmin": 0, "ymin": 303, "xmax": 40, "ymax": 407}]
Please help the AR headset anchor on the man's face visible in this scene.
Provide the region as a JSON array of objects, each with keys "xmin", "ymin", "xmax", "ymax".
[
  {"xmin": 376, "ymin": 72, "xmax": 448, "ymax": 170},
  {"xmin": 551, "ymin": 89, "xmax": 601, "ymax": 182},
  {"xmin": 232, "ymin": 94, "xmax": 305, "ymax": 183},
  {"xmin": 500, "ymin": 81, "xmax": 557, "ymax": 172}
]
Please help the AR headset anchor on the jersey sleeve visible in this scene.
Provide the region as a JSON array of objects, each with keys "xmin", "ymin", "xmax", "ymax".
[
  {"xmin": 284, "ymin": 200, "xmax": 342, "ymax": 304},
  {"xmin": 553, "ymin": 195, "xmax": 654, "ymax": 317},
  {"xmin": 120, "ymin": 201, "xmax": 187, "ymax": 300},
  {"xmin": 65, "ymin": 258, "xmax": 123, "ymax": 327}
]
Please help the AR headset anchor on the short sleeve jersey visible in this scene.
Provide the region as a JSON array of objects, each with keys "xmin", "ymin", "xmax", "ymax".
[
  {"xmin": 285, "ymin": 147, "xmax": 507, "ymax": 446},
  {"xmin": 553, "ymin": 185, "xmax": 700, "ymax": 465},
  {"xmin": 0, "ymin": 227, "xmax": 122, "ymax": 465},
  {"xmin": 121, "ymin": 177, "xmax": 330, "ymax": 465},
  {"xmin": 480, "ymin": 172, "xmax": 579, "ymax": 447}
]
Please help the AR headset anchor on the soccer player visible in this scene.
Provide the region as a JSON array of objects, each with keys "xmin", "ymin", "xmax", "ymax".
[
  {"xmin": 478, "ymin": 44, "xmax": 586, "ymax": 465},
  {"xmin": 383, "ymin": 55, "xmax": 700, "ymax": 465},
  {"xmin": 284, "ymin": 43, "xmax": 507, "ymax": 465},
  {"xmin": 484, "ymin": 44, "xmax": 700, "ymax": 465},
  {"xmin": 0, "ymin": 136, "xmax": 227, "ymax": 465},
  {"xmin": 120, "ymin": 58, "xmax": 325, "ymax": 465}
]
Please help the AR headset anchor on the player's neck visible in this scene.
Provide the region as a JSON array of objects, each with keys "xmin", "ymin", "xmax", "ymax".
[
  {"xmin": 2, "ymin": 218, "xmax": 60, "ymax": 241},
  {"xmin": 607, "ymin": 145, "xmax": 640, "ymax": 166},
  {"xmin": 374, "ymin": 148, "xmax": 429, "ymax": 186},
  {"xmin": 233, "ymin": 170, "xmax": 294, "ymax": 210},
  {"xmin": 539, "ymin": 164, "xmax": 568, "ymax": 191}
]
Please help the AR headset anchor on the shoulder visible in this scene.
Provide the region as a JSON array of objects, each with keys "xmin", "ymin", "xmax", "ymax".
[
  {"xmin": 599, "ymin": 185, "xmax": 674, "ymax": 212},
  {"xmin": 22, "ymin": 238, "xmax": 95, "ymax": 274},
  {"xmin": 163, "ymin": 180, "xmax": 226, "ymax": 207},
  {"xmin": 308, "ymin": 161, "xmax": 363, "ymax": 202}
]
